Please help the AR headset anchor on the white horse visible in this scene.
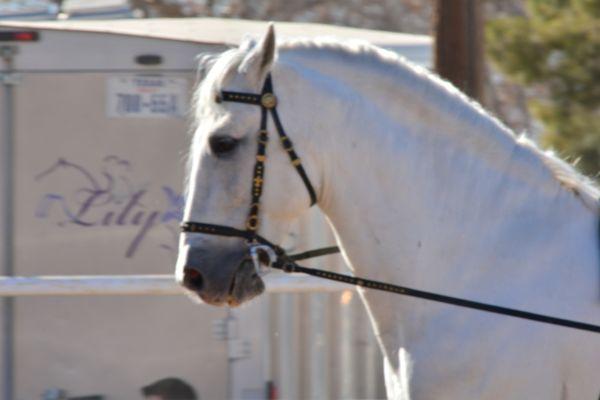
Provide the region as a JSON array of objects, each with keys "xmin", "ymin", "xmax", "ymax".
[{"xmin": 176, "ymin": 26, "xmax": 600, "ymax": 399}]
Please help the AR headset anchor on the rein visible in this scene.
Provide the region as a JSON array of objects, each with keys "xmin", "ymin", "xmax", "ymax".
[{"xmin": 181, "ymin": 74, "xmax": 600, "ymax": 335}]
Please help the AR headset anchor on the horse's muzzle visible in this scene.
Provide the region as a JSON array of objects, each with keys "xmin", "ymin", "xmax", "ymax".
[{"xmin": 178, "ymin": 244, "xmax": 265, "ymax": 306}]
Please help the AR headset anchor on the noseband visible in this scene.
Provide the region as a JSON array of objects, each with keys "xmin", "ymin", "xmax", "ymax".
[{"xmin": 180, "ymin": 74, "xmax": 600, "ymax": 334}]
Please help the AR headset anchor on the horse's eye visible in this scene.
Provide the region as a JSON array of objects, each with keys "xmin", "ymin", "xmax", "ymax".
[{"xmin": 209, "ymin": 135, "xmax": 239, "ymax": 156}]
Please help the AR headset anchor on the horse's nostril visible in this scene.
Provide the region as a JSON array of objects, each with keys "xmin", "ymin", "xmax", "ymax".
[{"xmin": 183, "ymin": 268, "xmax": 204, "ymax": 292}]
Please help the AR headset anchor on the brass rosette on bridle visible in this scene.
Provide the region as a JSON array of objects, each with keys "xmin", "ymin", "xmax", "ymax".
[
  {"xmin": 246, "ymin": 215, "xmax": 259, "ymax": 231},
  {"xmin": 260, "ymin": 93, "xmax": 277, "ymax": 109}
]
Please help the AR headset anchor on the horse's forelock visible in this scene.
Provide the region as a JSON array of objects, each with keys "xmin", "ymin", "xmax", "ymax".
[{"xmin": 193, "ymin": 48, "xmax": 245, "ymax": 119}]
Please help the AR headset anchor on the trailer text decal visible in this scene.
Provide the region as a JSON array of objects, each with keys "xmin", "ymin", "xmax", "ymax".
[{"xmin": 34, "ymin": 156, "xmax": 184, "ymax": 258}]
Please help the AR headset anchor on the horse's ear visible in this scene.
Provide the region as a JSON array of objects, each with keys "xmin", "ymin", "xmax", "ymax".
[
  {"xmin": 239, "ymin": 23, "xmax": 276, "ymax": 87},
  {"xmin": 196, "ymin": 53, "xmax": 217, "ymax": 82}
]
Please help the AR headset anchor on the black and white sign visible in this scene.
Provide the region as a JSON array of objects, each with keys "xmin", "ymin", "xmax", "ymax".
[{"xmin": 107, "ymin": 76, "xmax": 188, "ymax": 118}]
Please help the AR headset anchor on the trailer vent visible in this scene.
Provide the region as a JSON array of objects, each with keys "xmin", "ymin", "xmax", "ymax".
[{"xmin": 135, "ymin": 54, "xmax": 162, "ymax": 66}]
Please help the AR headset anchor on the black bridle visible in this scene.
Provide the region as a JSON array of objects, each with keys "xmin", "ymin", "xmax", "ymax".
[
  {"xmin": 180, "ymin": 74, "xmax": 341, "ymax": 270},
  {"xmin": 181, "ymin": 74, "xmax": 600, "ymax": 334}
]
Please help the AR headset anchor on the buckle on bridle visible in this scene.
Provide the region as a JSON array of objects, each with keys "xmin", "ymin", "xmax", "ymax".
[{"xmin": 249, "ymin": 244, "xmax": 278, "ymax": 276}]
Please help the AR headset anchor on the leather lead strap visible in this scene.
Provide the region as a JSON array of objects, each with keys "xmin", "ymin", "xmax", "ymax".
[
  {"xmin": 180, "ymin": 220, "xmax": 599, "ymax": 334},
  {"xmin": 271, "ymin": 261, "xmax": 600, "ymax": 334}
]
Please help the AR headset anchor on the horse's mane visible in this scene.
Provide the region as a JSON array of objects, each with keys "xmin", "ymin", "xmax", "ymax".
[{"xmin": 196, "ymin": 36, "xmax": 600, "ymax": 211}]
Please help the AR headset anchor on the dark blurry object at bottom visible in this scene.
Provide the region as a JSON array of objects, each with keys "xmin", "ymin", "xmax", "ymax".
[{"xmin": 141, "ymin": 377, "xmax": 198, "ymax": 400}]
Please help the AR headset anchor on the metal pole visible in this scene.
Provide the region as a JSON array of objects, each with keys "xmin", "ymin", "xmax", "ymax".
[
  {"xmin": 338, "ymin": 291, "xmax": 355, "ymax": 399},
  {"xmin": 305, "ymin": 209, "xmax": 331, "ymax": 399},
  {"xmin": 225, "ymin": 308, "xmax": 234, "ymax": 400},
  {"xmin": 261, "ymin": 295, "xmax": 273, "ymax": 399},
  {"xmin": 277, "ymin": 293, "xmax": 298, "ymax": 399},
  {"xmin": 1, "ymin": 44, "xmax": 18, "ymax": 400},
  {"xmin": 308, "ymin": 293, "xmax": 328, "ymax": 399},
  {"xmin": 364, "ymin": 313, "xmax": 378, "ymax": 399}
]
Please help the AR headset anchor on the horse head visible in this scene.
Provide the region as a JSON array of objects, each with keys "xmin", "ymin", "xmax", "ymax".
[{"xmin": 176, "ymin": 26, "xmax": 320, "ymax": 306}]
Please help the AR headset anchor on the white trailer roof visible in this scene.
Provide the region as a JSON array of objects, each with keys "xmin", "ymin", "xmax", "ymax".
[
  {"xmin": 0, "ymin": 17, "xmax": 431, "ymax": 65},
  {"xmin": 0, "ymin": 17, "xmax": 431, "ymax": 45}
]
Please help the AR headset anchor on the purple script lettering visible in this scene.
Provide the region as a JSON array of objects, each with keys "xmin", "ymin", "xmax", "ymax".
[{"xmin": 35, "ymin": 156, "xmax": 183, "ymax": 258}]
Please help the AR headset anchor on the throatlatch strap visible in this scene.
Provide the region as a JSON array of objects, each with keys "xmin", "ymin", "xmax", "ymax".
[
  {"xmin": 270, "ymin": 106, "xmax": 317, "ymax": 206},
  {"xmin": 288, "ymin": 246, "xmax": 341, "ymax": 261}
]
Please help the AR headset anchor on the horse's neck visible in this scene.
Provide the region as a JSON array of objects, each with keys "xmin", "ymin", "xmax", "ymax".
[
  {"xmin": 290, "ymin": 57, "xmax": 599, "ymax": 360},
  {"xmin": 321, "ymin": 117, "xmax": 594, "ymax": 275}
]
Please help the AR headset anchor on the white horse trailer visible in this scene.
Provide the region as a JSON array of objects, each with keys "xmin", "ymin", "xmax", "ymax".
[{"xmin": 0, "ymin": 18, "xmax": 430, "ymax": 400}]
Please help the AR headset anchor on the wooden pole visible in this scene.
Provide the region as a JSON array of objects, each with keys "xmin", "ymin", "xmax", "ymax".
[{"xmin": 434, "ymin": 0, "xmax": 484, "ymax": 102}]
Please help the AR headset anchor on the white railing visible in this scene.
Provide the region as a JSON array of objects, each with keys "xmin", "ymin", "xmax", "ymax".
[{"xmin": 0, "ymin": 274, "xmax": 350, "ymax": 296}]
